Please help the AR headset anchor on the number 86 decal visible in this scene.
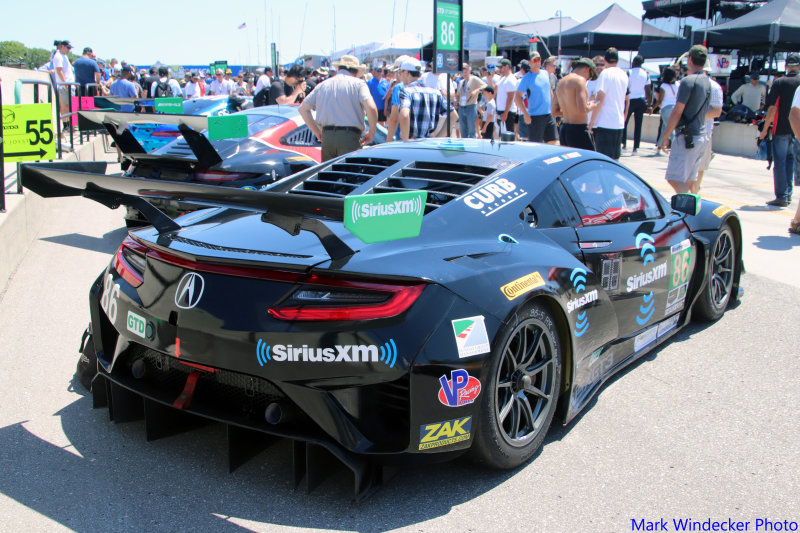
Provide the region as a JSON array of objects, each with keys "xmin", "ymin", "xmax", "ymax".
[{"xmin": 100, "ymin": 273, "xmax": 120, "ymax": 323}]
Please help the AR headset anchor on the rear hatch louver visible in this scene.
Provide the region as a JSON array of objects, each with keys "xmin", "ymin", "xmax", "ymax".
[
  {"xmin": 288, "ymin": 155, "xmax": 504, "ymax": 213},
  {"xmin": 289, "ymin": 157, "xmax": 400, "ymax": 198},
  {"xmin": 375, "ymin": 161, "xmax": 496, "ymax": 212}
]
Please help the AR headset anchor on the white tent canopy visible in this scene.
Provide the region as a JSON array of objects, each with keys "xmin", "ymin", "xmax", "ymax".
[{"xmin": 364, "ymin": 32, "xmax": 424, "ymax": 61}]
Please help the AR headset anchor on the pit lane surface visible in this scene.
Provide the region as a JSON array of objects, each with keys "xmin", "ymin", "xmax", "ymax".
[{"xmin": 0, "ymin": 143, "xmax": 798, "ymax": 532}]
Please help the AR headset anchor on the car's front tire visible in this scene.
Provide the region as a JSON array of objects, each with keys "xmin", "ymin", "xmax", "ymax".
[
  {"xmin": 470, "ymin": 301, "xmax": 561, "ymax": 469},
  {"xmin": 694, "ymin": 225, "xmax": 736, "ymax": 322}
]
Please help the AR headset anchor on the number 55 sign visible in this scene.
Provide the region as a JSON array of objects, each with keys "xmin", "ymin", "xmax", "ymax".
[
  {"xmin": 434, "ymin": 0, "xmax": 462, "ymax": 74},
  {"xmin": 2, "ymin": 104, "xmax": 56, "ymax": 162}
]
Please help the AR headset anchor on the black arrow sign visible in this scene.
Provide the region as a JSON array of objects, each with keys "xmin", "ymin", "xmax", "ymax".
[{"xmin": 4, "ymin": 148, "xmax": 47, "ymax": 158}]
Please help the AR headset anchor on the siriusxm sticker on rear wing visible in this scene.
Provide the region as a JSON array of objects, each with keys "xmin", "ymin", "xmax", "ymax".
[{"xmin": 344, "ymin": 191, "xmax": 427, "ymax": 243}]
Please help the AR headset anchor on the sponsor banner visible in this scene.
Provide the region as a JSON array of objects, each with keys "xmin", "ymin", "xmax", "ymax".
[
  {"xmin": 208, "ymin": 114, "xmax": 248, "ymax": 140},
  {"xmin": 501, "ymin": 271, "xmax": 545, "ymax": 300},
  {"xmin": 657, "ymin": 314, "xmax": 680, "ymax": 338},
  {"xmin": 452, "ymin": 316, "xmax": 490, "ymax": 358},
  {"xmin": 419, "ymin": 416, "xmax": 472, "ymax": 450},
  {"xmin": 154, "ymin": 97, "xmax": 183, "ymax": 115},
  {"xmin": 344, "ymin": 191, "xmax": 427, "ymax": 243},
  {"xmin": 438, "ymin": 369, "xmax": 481, "ymax": 407},
  {"xmin": 633, "ymin": 326, "xmax": 658, "ymax": 352}
]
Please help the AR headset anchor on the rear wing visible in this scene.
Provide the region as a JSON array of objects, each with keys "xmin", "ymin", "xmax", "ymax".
[
  {"xmin": 21, "ymin": 161, "xmax": 354, "ymax": 260},
  {"xmin": 79, "ymin": 111, "xmax": 221, "ymax": 168}
]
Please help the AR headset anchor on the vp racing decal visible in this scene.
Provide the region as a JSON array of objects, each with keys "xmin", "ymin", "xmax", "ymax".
[{"xmin": 438, "ymin": 370, "xmax": 481, "ymax": 407}]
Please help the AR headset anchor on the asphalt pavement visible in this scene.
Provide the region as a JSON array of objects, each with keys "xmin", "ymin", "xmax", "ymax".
[{"xmin": 0, "ymin": 142, "xmax": 797, "ymax": 532}]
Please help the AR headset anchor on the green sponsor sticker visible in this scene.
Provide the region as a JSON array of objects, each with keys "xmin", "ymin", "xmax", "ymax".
[
  {"xmin": 435, "ymin": 0, "xmax": 461, "ymax": 52},
  {"xmin": 207, "ymin": 115, "xmax": 248, "ymax": 140},
  {"xmin": 344, "ymin": 191, "xmax": 427, "ymax": 243},
  {"xmin": 154, "ymin": 97, "xmax": 183, "ymax": 114},
  {"xmin": 2, "ymin": 103, "xmax": 56, "ymax": 162}
]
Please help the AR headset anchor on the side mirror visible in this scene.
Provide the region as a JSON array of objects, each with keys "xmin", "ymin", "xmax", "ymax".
[{"xmin": 671, "ymin": 193, "xmax": 701, "ymax": 216}]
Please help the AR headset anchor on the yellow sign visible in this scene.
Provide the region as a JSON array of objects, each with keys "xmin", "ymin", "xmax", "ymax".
[
  {"xmin": 2, "ymin": 104, "xmax": 56, "ymax": 162},
  {"xmin": 712, "ymin": 205, "xmax": 732, "ymax": 218},
  {"xmin": 501, "ymin": 271, "xmax": 545, "ymax": 301}
]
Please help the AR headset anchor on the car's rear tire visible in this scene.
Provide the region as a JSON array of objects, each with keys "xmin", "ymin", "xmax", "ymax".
[
  {"xmin": 694, "ymin": 224, "xmax": 736, "ymax": 322},
  {"xmin": 470, "ymin": 301, "xmax": 561, "ymax": 469}
]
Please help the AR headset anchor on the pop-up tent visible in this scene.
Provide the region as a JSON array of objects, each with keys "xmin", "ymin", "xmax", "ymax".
[
  {"xmin": 706, "ymin": 0, "xmax": 800, "ymax": 51},
  {"xmin": 364, "ymin": 33, "xmax": 424, "ymax": 61},
  {"xmin": 547, "ymin": 3, "xmax": 679, "ymax": 56}
]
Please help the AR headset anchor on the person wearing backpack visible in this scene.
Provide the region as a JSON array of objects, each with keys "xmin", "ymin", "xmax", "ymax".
[{"xmin": 149, "ymin": 66, "xmax": 182, "ymax": 98}]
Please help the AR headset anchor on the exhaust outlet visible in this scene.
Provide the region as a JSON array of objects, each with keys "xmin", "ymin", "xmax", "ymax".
[{"xmin": 265, "ymin": 402, "xmax": 298, "ymax": 425}]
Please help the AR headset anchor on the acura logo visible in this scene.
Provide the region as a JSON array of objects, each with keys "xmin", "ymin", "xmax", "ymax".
[{"xmin": 174, "ymin": 273, "xmax": 205, "ymax": 309}]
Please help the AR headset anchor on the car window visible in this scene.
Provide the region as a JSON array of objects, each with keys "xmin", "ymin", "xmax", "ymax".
[
  {"xmin": 522, "ymin": 180, "xmax": 581, "ymax": 228},
  {"xmin": 561, "ymin": 161, "xmax": 662, "ymax": 226}
]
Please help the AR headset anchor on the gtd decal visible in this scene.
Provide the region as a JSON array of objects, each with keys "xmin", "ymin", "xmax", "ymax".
[
  {"xmin": 174, "ymin": 272, "xmax": 205, "ymax": 309},
  {"xmin": 438, "ymin": 369, "xmax": 481, "ymax": 407},
  {"xmin": 256, "ymin": 339, "xmax": 398, "ymax": 367},
  {"xmin": 462, "ymin": 177, "xmax": 526, "ymax": 216},
  {"xmin": 419, "ymin": 416, "xmax": 472, "ymax": 450},
  {"xmin": 568, "ymin": 268, "xmax": 597, "ymax": 338}
]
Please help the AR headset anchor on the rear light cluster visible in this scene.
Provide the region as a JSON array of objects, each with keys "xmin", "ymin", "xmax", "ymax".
[
  {"xmin": 268, "ymin": 275, "xmax": 425, "ymax": 321},
  {"xmin": 194, "ymin": 170, "xmax": 260, "ymax": 183},
  {"xmin": 113, "ymin": 237, "xmax": 147, "ymax": 287},
  {"xmin": 113, "ymin": 239, "xmax": 425, "ymax": 321}
]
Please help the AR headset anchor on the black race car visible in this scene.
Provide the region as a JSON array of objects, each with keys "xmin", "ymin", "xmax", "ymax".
[{"xmin": 22, "ymin": 139, "xmax": 743, "ymax": 500}]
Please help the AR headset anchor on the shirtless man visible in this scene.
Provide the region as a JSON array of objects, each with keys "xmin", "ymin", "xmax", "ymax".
[{"xmin": 553, "ymin": 58, "xmax": 598, "ymax": 150}]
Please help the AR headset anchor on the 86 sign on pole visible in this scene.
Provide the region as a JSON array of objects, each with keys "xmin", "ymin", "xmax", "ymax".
[{"xmin": 433, "ymin": 0, "xmax": 462, "ymax": 74}]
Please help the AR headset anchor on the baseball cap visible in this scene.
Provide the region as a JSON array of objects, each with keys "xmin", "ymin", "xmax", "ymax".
[
  {"xmin": 573, "ymin": 57, "xmax": 597, "ymax": 80},
  {"xmin": 61, "ymin": 40, "xmax": 73, "ymax": 49},
  {"xmin": 529, "ymin": 51, "xmax": 541, "ymax": 61},
  {"xmin": 498, "ymin": 58, "xmax": 512, "ymax": 67},
  {"xmin": 688, "ymin": 44, "xmax": 708, "ymax": 64},
  {"xmin": 787, "ymin": 53, "xmax": 800, "ymax": 66},
  {"xmin": 400, "ymin": 58, "xmax": 423, "ymax": 72},
  {"xmin": 225, "ymin": 68, "xmax": 232, "ymax": 74}
]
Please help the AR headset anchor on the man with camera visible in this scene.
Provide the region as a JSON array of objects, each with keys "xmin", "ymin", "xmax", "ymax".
[{"xmin": 660, "ymin": 45, "xmax": 712, "ymax": 194}]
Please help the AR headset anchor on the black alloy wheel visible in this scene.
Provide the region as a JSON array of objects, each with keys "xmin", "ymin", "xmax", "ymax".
[
  {"xmin": 695, "ymin": 225, "xmax": 736, "ymax": 321},
  {"xmin": 470, "ymin": 302, "xmax": 560, "ymax": 469}
]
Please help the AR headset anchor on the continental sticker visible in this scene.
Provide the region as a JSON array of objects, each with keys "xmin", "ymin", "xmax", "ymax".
[
  {"xmin": 501, "ymin": 272, "xmax": 545, "ymax": 300},
  {"xmin": 452, "ymin": 316, "xmax": 490, "ymax": 358},
  {"xmin": 713, "ymin": 205, "xmax": 732, "ymax": 218},
  {"xmin": 419, "ymin": 416, "xmax": 472, "ymax": 450}
]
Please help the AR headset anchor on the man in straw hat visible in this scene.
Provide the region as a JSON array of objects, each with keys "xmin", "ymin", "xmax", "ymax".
[{"xmin": 299, "ymin": 55, "xmax": 378, "ymax": 161}]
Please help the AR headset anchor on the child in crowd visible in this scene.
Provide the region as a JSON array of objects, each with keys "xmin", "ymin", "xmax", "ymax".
[{"xmin": 480, "ymin": 86, "xmax": 497, "ymax": 140}]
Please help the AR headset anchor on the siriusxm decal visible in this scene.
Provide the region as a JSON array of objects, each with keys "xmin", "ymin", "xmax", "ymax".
[
  {"xmin": 438, "ymin": 369, "xmax": 481, "ymax": 407},
  {"xmin": 569, "ymin": 268, "xmax": 596, "ymax": 338},
  {"xmin": 344, "ymin": 191, "xmax": 427, "ymax": 243},
  {"xmin": 631, "ymin": 233, "xmax": 665, "ymax": 326},
  {"xmin": 462, "ymin": 178, "xmax": 526, "ymax": 216},
  {"xmin": 256, "ymin": 339, "xmax": 398, "ymax": 367}
]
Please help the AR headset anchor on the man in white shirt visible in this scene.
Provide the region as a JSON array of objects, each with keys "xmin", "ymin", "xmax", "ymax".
[
  {"xmin": 52, "ymin": 40, "xmax": 75, "ymax": 132},
  {"xmin": 494, "ymin": 58, "xmax": 519, "ymax": 139},
  {"xmin": 149, "ymin": 67, "xmax": 182, "ymax": 98},
  {"xmin": 254, "ymin": 66, "xmax": 273, "ymax": 95},
  {"xmin": 623, "ymin": 55, "xmax": 651, "ymax": 154},
  {"xmin": 183, "ymin": 72, "xmax": 201, "ymax": 99},
  {"xmin": 208, "ymin": 68, "xmax": 235, "ymax": 96},
  {"xmin": 589, "ymin": 48, "xmax": 629, "ymax": 161}
]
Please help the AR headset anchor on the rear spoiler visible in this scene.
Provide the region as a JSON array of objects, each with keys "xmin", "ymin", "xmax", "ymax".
[
  {"xmin": 79, "ymin": 111, "xmax": 221, "ymax": 168},
  {"xmin": 21, "ymin": 161, "xmax": 355, "ymax": 261}
]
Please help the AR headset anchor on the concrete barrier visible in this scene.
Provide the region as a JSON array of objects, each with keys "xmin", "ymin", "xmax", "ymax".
[{"xmin": 625, "ymin": 113, "xmax": 759, "ymax": 158}]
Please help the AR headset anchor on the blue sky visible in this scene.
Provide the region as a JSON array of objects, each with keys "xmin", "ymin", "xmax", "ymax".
[{"xmin": 2, "ymin": 0, "xmax": 662, "ymax": 66}]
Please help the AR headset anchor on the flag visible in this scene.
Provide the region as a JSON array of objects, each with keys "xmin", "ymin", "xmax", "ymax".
[{"xmin": 238, "ymin": 22, "xmax": 247, "ymax": 30}]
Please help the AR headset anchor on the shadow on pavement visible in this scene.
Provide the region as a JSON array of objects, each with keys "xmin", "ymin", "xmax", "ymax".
[
  {"xmin": 752, "ymin": 234, "xmax": 799, "ymax": 250},
  {"xmin": 39, "ymin": 227, "xmax": 128, "ymax": 255}
]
